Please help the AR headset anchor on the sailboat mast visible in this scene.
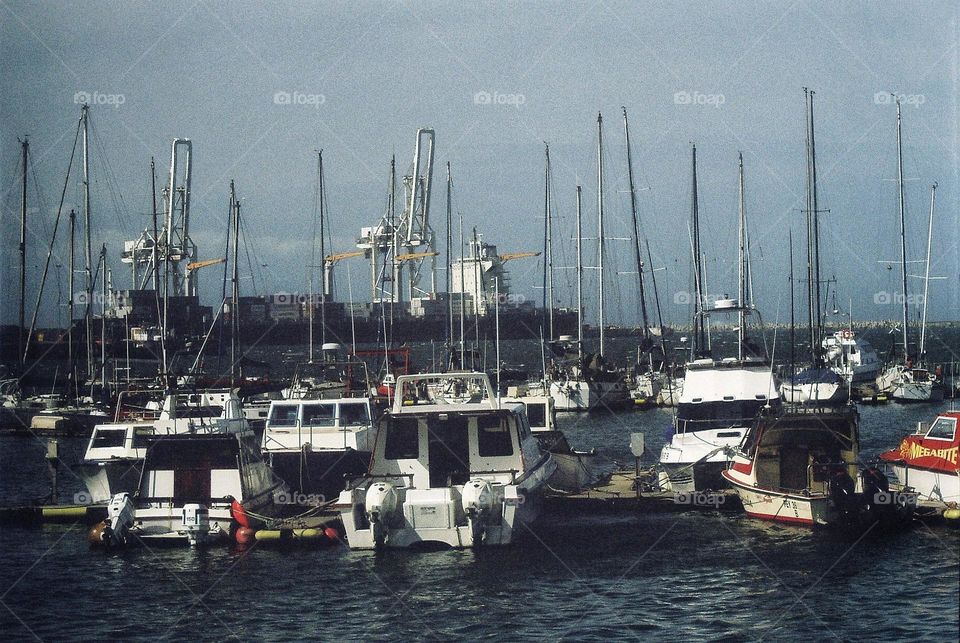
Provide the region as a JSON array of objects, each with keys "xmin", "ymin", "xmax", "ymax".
[
  {"xmin": 919, "ymin": 182, "xmax": 936, "ymax": 359},
  {"xmin": 149, "ymin": 158, "xmax": 159, "ymax": 291},
  {"xmin": 544, "ymin": 144, "xmax": 555, "ymax": 340},
  {"xmin": 737, "ymin": 152, "xmax": 747, "ymax": 361},
  {"xmin": 100, "ymin": 245, "xmax": 107, "ymax": 386},
  {"xmin": 803, "ymin": 89, "xmax": 816, "ymax": 365},
  {"xmin": 230, "ymin": 181, "xmax": 240, "ymax": 387},
  {"xmin": 809, "ymin": 90, "xmax": 823, "ymax": 360},
  {"xmin": 82, "ymin": 105, "xmax": 94, "ymax": 379},
  {"xmin": 18, "ymin": 137, "xmax": 28, "ymax": 371},
  {"xmin": 896, "ymin": 98, "xmax": 910, "ymax": 360},
  {"xmin": 445, "ymin": 162, "xmax": 453, "ymax": 347},
  {"xmin": 623, "ymin": 108, "xmax": 650, "ymax": 340},
  {"xmin": 68, "ymin": 210, "xmax": 75, "ymax": 372},
  {"xmin": 576, "ymin": 185, "xmax": 584, "ymax": 364},
  {"xmin": 690, "ymin": 144, "xmax": 706, "ymax": 356},
  {"xmin": 789, "ymin": 229, "xmax": 795, "ymax": 377},
  {"xmin": 597, "ymin": 113, "xmax": 605, "ymax": 358},
  {"xmin": 318, "ymin": 150, "xmax": 327, "ymax": 347},
  {"xmin": 459, "ymin": 212, "xmax": 465, "ymax": 367}
]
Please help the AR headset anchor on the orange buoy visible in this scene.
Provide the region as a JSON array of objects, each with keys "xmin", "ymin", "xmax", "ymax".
[
  {"xmin": 230, "ymin": 499, "xmax": 251, "ymax": 529},
  {"xmin": 87, "ymin": 520, "xmax": 109, "ymax": 547},
  {"xmin": 323, "ymin": 526, "xmax": 340, "ymax": 543},
  {"xmin": 235, "ymin": 526, "xmax": 256, "ymax": 545}
]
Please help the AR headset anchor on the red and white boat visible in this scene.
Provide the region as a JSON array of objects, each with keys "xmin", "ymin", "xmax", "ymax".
[
  {"xmin": 722, "ymin": 406, "xmax": 866, "ymax": 526},
  {"xmin": 879, "ymin": 412, "xmax": 960, "ymax": 506}
]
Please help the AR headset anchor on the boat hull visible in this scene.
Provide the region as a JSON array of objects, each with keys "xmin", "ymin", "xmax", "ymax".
[
  {"xmin": 887, "ymin": 463, "xmax": 960, "ymax": 505},
  {"xmin": 722, "ymin": 471, "xmax": 831, "ymax": 526}
]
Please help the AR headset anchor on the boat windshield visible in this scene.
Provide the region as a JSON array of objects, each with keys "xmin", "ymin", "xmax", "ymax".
[
  {"xmin": 927, "ymin": 417, "xmax": 957, "ymax": 440},
  {"xmin": 677, "ymin": 399, "xmax": 772, "ymax": 433}
]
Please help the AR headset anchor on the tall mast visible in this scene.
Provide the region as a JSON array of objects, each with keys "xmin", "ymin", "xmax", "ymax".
[
  {"xmin": 82, "ymin": 105, "xmax": 94, "ymax": 379},
  {"xmin": 544, "ymin": 144, "xmax": 555, "ymax": 340},
  {"xmin": 803, "ymin": 88, "xmax": 816, "ymax": 365},
  {"xmin": 318, "ymin": 150, "xmax": 327, "ymax": 347},
  {"xmin": 100, "ymin": 245, "xmax": 107, "ymax": 386},
  {"xmin": 919, "ymin": 182, "xmax": 937, "ymax": 360},
  {"xmin": 150, "ymin": 157, "xmax": 159, "ymax": 291},
  {"xmin": 737, "ymin": 152, "xmax": 747, "ymax": 361},
  {"xmin": 623, "ymin": 107, "xmax": 650, "ymax": 341},
  {"xmin": 68, "ymin": 210, "xmax": 75, "ymax": 374},
  {"xmin": 789, "ymin": 229, "xmax": 795, "ymax": 377},
  {"xmin": 459, "ymin": 212, "xmax": 465, "ymax": 367},
  {"xmin": 809, "ymin": 90, "xmax": 823, "ymax": 364},
  {"xmin": 690, "ymin": 144, "xmax": 706, "ymax": 357},
  {"xmin": 896, "ymin": 98, "xmax": 910, "ymax": 360},
  {"xmin": 18, "ymin": 137, "xmax": 28, "ymax": 372},
  {"xmin": 576, "ymin": 185, "xmax": 584, "ymax": 364},
  {"xmin": 230, "ymin": 181, "xmax": 241, "ymax": 386},
  {"xmin": 597, "ymin": 112, "xmax": 605, "ymax": 358},
  {"xmin": 445, "ymin": 162, "xmax": 453, "ymax": 348}
]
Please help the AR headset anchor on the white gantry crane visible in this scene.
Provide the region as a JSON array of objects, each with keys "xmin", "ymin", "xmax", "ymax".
[
  {"xmin": 121, "ymin": 138, "xmax": 198, "ymax": 297},
  {"xmin": 357, "ymin": 128, "xmax": 436, "ymax": 305}
]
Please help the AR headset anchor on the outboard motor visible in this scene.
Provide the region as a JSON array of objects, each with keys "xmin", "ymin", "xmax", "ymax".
[
  {"xmin": 829, "ymin": 469, "xmax": 859, "ymax": 517},
  {"xmin": 181, "ymin": 504, "xmax": 210, "ymax": 546},
  {"xmin": 461, "ymin": 479, "xmax": 495, "ymax": 546},
  {"xmin": 364, "ymin": 482, "xmax": 398, "ymax": 547},
  {"xmin": 104, "ymin": 492, "xmax": 135, "ymax": 547}
]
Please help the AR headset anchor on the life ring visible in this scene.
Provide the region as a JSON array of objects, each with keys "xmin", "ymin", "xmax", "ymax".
[{"xmin": 840, "ymin": 330, "xmax": 853, "ymax": 340}]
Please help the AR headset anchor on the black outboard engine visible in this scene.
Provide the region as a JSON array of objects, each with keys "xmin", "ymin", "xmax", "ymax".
[{"xmin": 829, "ymin": 469, "xmax": 859, "ymax": 517}]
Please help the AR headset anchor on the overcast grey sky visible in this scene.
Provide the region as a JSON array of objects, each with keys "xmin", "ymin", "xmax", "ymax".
[{"xmin": 2, "ymin": 1, "xmax": 957, "ymax": 328}]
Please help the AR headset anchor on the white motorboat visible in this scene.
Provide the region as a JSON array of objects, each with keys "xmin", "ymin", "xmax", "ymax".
[
  {"xmin": 659, "ymin": 356, "xmax": 780, "ymax": 493},
  {"xmin": 78, "ymin": 389, "xmax": 247, "ymax": 503},
  {"xmin": 879, "ymin": 412, "xmax": 960, "ymax": 506},
  {"xmin": 658, "ymin": 152, "xmax": 780, "ymax": 494},
  {"xmin": 336, "ymin": 372, "xmax": 557, "ymax": 549},
  {"xmin": 261, "ymin": 395, "xmax": 380, "ymax": 501},
  {"xmin": 822, "ymin": 330, "xmax": 881, "ymax": 384},
  {"xmin": 94, "ymin": 422, "xmax": 285, "ymax": 547}
]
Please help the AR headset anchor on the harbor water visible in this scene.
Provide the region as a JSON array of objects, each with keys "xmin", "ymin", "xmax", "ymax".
[{"xmin": 1, "ymin": 383, "xmax": 958, "ymax": 640}]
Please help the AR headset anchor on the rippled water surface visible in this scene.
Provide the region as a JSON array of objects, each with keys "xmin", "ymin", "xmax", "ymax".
[{"xmin": 1, "ymin": 375, "xmax": 958, "ymax": 640}]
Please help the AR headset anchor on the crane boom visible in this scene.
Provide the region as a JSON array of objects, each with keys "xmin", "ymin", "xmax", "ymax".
[
  {"xmin": 498, "ymin": 251, "xmax": 541, "ymax": 263},
  {"xmin": 186, "ymin": 257, "xmax": 225, "ymax": 272}
]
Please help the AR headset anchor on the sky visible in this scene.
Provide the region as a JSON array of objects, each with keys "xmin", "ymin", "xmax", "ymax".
[{"xmin": 1, "ymin": 0, "xmax": 958, "ymax": 329}]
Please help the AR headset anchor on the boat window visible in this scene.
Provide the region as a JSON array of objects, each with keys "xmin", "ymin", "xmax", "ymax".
[
  {"xmin": 477, "ymin": 415, "xmax": 514, "ymax": 457},
  {"xmin": 303, "ymin": 404, "xmax": 335, "ymax": 427},
  {"xmin": 91, "ymin": 428, "xmax": 126, "ymax": 448},
  {"xmin": 427, "ymin": 415, "xmax": 471, "ymax": 487},
  {"xmin": 339, "ymin": 403, "xmax": 370, "ymax": 426},
  {"xmin": 384, "ymin": 417, "xmax": 420, "ymax": 459},
  {"xmin": 132, "ymin": 426, "xmax": 155, "ymax": 448},
  {"xmin": 526, "ymin": 402, "xmax": 546, "ymax": 428},
  {"xmin": 927, "ymin": 417, "xmax": 956, "ymax": 440},
  {"xmin": 269, "ymin": 404, "xmax": 300, "ymax": 427}
]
